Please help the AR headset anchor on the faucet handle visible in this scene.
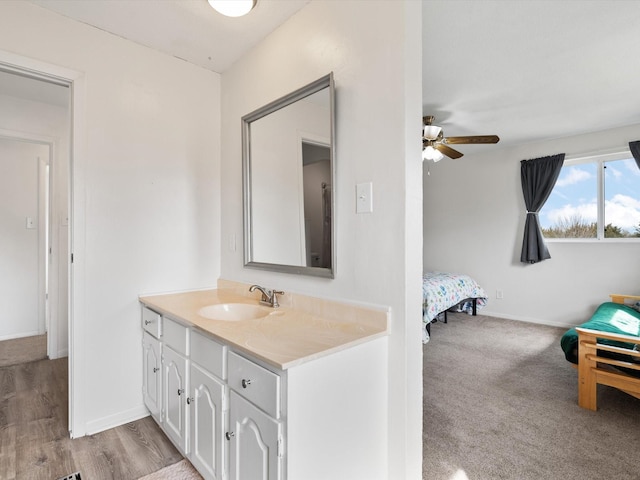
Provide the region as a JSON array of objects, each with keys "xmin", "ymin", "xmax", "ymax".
[{"xmin": 271, "ymin": 290, "xmax": 284, "ymax": 308}]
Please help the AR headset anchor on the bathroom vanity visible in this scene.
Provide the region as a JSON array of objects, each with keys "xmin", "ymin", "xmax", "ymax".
[{"xmin": 140, "ymin": 280, "xmax": 389, "ymax": 480}]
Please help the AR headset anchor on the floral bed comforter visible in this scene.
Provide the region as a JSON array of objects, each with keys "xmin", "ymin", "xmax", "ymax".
[{"xmin": 422, "ymin": 272, "xmax": 488, "ymax": 342}]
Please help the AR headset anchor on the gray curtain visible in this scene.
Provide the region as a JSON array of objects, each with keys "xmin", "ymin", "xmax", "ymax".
[
  {"xmin": 520, "ymin": 154, "xmax": 565, "ymax": 264},
  {"xmin": 630, "ymin": 140, "xmax": 640, "ymax": 170}
]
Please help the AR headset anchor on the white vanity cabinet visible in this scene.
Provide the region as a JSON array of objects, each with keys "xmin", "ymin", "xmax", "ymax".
[
  {"xmin": 141, "ymin": 298, "xmax": 388, "ymax": 480},
  {"xmin": 142, "ymin": 308, "xmax": 162, "ymax": 423},
  {"xmin": 162, "ymin": 344, "xmax": 189, "ymax": 453},
  {"xmin": 161, "ymin": 316, "xmax": 190, "ymax": 454},
  {"xmin": 142, "ymin": 332, "xmax": 162, "ymax": 422},
  {"xmin": 188, "ymin": 330, "xmax": 228, "ymax": 480},
  {"xmin": 227, "ymin": 351, "xmax": 283, "ymax": 480},
  {"xmin": 228, "ymin": 391, "xmax": 283, "ymax": 480}
]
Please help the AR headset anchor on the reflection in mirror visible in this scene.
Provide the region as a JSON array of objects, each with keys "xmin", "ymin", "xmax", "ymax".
[{"xmin": 243, "ymin": 73, "xmax": 335, "ymax": 277}]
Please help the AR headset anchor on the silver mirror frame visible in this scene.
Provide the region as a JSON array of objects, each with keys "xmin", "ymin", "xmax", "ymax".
[{"xmin": 242, "ymin": 73, "xmax": 335, "ymax": 278}]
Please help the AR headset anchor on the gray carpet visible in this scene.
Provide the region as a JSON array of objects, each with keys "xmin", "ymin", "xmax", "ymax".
[{"xmin": 423, "ymin": 313, "xmax": 640, "ymax": 480}]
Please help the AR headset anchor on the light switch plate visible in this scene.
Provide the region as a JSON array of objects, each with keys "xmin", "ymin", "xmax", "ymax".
[{"xmin": 356, "ymin": 182, "xmax": 373, "ymax": 214}]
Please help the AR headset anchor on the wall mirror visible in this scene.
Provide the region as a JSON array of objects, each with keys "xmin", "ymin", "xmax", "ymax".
[{"xmin": 243, "ymin": 73, "xmax": 335, "ymax": 278}]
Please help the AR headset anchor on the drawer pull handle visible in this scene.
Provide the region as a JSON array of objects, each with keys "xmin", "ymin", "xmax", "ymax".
[
  {"xmin": 153, "ymin": 367, "xmax": 159, "ymax": 373},
  {"xmin": 144, "ymin": 319, "xmax": 153, "ymax": 325},
  {"xmin": 225, "ymin": 431, "xmax": 235, "ymax": 441},
  {"xmin": 177, "ymin": 388, "xmax": 184, "ymax": 396},
  {"xmin": 241, "ymin": 379, "xmax": 252, "ymax": 389}
]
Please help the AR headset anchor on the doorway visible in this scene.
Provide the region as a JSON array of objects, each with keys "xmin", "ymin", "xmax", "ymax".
[
  {"xmin": 0, "ymin": 57, "xmax": 78, "ymax": 432},
  {"xmin": 0, "ymin": 136, "xmax": 51, "ymax": 365}
]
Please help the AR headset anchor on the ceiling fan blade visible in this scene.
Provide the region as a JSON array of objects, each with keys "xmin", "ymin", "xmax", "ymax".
[
  {"xmin": 444, "ymin": 135, "xmax": 500, "ymax": 145},
  {"xmin": 435, "ymin": 143, "xmax": 463, "ymax": 159}
]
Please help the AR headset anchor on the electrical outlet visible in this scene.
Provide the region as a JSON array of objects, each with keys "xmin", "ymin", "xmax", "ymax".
[{"xmin": 496, "ymin": 289, "xmax": 504, "ymax": 299}]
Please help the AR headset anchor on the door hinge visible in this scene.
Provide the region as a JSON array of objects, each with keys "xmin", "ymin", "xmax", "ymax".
[{"xmin": 277, "ymin": 436, "xmax": 284, "ymax": 458}]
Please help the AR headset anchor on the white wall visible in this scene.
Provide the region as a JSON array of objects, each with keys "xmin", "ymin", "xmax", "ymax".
[
  {"xmin": 424, "ymin": 122, "xmax": 640, "ymax": 328},
  {"xmin": 221, "ymin": 1, "xmax": 423, "ymax": 478},
  {"xmin": 0, "ymin": 92, "xmax": 69, "ymax": 357},
  {"xmin": 0, "ymin": 1, "xmax": 221, "ymax": 435},
  {"xmin": 0, "ymin": 137, "xmax": 47, "ymax": 339}
]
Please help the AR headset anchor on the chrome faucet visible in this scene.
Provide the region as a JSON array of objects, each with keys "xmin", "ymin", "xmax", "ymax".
[{"xmin": 249, "ymin": 285, "xmax": 284, "ymax": 308}]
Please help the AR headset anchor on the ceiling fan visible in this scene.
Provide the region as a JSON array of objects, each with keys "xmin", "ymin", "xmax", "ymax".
[{"xmin": 422, "ymin": 115, "xmax": 499, "ymax": 161}]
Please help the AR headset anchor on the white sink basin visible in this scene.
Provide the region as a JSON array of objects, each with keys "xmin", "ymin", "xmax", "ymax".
[{"xmin": 198, "ymin": 303, "xmax": 270, "ymax": 322}]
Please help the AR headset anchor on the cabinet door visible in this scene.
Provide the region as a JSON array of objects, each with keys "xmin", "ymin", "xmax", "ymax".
[
  {"xmin": 189, "ymin": 362, "xmax": 227, "ymax": 480},
  {"xmin": 142, "ymin": 332, "xmax": 162, "ymax": 421},
  {"xmin": 163, "ymin": 345, "xmax": 189, "ymax": 453},
  {"xmin": 228, "ymin": 391, "xmax": 282, "ymax": 480}
]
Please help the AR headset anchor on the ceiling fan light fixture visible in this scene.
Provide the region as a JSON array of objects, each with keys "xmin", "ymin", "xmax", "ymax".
[
  {"xmin": 208, "ymin": 0, "xmax": 257, "ymax": 17},
  {"xmin": 423, "ymin": 124, "xmax": 442, "ymax": 141},
  {"xmin": 422, "ymin": 145, "xmax": 444, "ymax": 162}
]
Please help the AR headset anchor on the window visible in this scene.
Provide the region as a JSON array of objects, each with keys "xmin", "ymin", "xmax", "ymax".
[{"xmin": 540, "ymin": 150, "xmax": 640, "ymax": 240}]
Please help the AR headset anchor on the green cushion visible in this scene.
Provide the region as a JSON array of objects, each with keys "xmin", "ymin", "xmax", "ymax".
[{"xmin": 560, "ymin": 302, "xmax": 640, "ymax": 365}]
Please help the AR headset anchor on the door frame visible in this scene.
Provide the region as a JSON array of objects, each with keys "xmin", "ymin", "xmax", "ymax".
[{"xmin": 0, "ymin": 50, "xmax": 87, "ymax": 438}]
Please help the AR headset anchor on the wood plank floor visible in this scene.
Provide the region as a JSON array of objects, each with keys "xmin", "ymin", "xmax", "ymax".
[
  {"xmin": 0, "ymin": 357, "xmax": 183, "ymax": 480},
  {"xmin": 0, "ymin": 335, "xmax": 47, "ymax": 367}
]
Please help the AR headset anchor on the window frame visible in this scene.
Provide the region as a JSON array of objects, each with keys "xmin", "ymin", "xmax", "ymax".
[{"xmin": 542, "ymin": 147, "xmax": 640, "ymax": 243}]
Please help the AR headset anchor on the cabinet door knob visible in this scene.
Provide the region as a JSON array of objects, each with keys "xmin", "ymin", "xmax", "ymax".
[
  {"xmin": 187, "ymin": 397, "xmax": 193, "ymax": 405},
  {"xmin": 153, "ymin": 367, "xmax": 159, "ymax": 373},
  {"xmin": 144, "ymin": 319, "xmax": 153, "ymax": 325},
  {"xmin": 241, "ymin": 379, "xmax": 252, "ymax": 389},
  {"xmin": 177, "ymin": 388, "xmax": 184, "ymax": 396},
  {"xmin": 225, "ymin": 431, "xmax": 235, "ymax": 441}
]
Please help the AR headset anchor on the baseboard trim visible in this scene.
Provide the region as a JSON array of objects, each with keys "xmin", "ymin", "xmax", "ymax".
[
  {"xmin": 0, "ymin": 330, "xmax": 41, "ymax": 342},
  {"xmin": 480, "ymin": 310, "xmax": 573, "ymax": 329},
  {"xmin": 85, "ymin": 405, "xmax": 150, "ymax": 436},
  {"xmin": 49, "ymin": 348, "xmax": 68, "ymax": 360}
]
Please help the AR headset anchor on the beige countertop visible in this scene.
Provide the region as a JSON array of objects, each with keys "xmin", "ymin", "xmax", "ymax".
[{"xmin": 139, "ymin": 287, "xmax": 389, "ymax": 370}]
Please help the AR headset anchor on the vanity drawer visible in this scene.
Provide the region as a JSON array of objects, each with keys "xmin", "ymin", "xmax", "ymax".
[
  {"xmin": 228, "ymin": 351, "xmax": 280, "ymax": 419},
  {"xmin": 163, "ymin": 317, "xmax": 189, "ymax": 356},
  {"xmin": 190, "ymin": 330, "xmax": 226, "ymax": 380},
  {"xmin": 142, "ymin": 307, "xmax": 162, "ymax": 338}
]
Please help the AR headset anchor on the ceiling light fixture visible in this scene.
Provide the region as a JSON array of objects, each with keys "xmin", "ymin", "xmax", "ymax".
[
  {"xmin": 422, "ymin": 145, "xmax": 444, "ymax": 162},
  {"xmin": 423, "ymin": 124, "xmax": 442, "ymax": 141},
  {"xmin": 208, "ymin": 0, "xmax": 257, "ymax": 17}
]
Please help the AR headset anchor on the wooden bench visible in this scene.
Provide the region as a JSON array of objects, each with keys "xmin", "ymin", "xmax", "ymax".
[{"xmin": 575, "ymin": 294, "xmax": 640, "ymax": 411}]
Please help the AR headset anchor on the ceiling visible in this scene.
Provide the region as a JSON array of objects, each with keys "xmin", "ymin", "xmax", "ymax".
[
  {"xmin": 9, "ymin": 0, "xmax": 640, "ymax": 153},
  {"xmin": 422, "ymin": 1, "xmax": 640, "ymax": 153}
]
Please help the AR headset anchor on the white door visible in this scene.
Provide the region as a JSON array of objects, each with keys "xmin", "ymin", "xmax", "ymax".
[
  {"xmin": 163, "ymin": 345, "xmax": 189, "ymax": 453},
  {"xmin": 142, "ymin": 332, "xmax": 162, "ymax": 421},
  {"xmin": 190, "ymin": 362, "xmax": 227, "ymax": 480},
  {"xmin": 228, "ymin": 391, "xmax": 282, "ymax": 480},
  {"xmin": 0, "ymin": 138, "xmax": 49, "ymax": 341}
]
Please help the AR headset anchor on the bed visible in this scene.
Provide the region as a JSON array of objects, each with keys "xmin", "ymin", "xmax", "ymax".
[
  {"xmin": 422, "ymin": 271, "xmax": 488, "ymax": 343},
  {"xmin": 560, "ymin": 294, "xmax": 640, "ymax": 410}
]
